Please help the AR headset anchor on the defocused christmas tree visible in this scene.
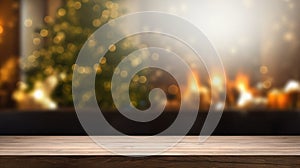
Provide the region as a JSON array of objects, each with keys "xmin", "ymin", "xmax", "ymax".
[{"xmin": 20, "ymin": 0, "xmax": 151, "ymax": 110}]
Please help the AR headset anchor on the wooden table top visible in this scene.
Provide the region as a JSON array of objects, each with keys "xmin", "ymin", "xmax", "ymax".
[{"xmin": 1, "ymin": 136, "xmax": 300, "ymax": 156}]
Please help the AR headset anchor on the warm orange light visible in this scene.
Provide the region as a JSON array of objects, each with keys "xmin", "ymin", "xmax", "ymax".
[
  {"xmin": 234, "ymin": 73, "xmax": 254, "ymax": 108},
  {"xmin": 268, "ymin": 89, "xmax": 289, "ymax": 109},
  {"xmin": 187, "ymin": 70, "xmax": 201, "ymax": 93},
  {"xmin": 190, "ymin": 80, "xmax": 199, "ymax": 93},
  {"xmin": 235, "ymin": 73, "xmax": 250, "ymax": 92},
  {"xmin": 0, "ymin": 25, "xmax": 3, "ymax": 34},
  {"xmin": 183, "ymin": 70, "xmax": 211, "ymax": 110},
  {"xmin": 183, "ymin": 70, "xmax": 201, "ymax": 103},
  {"xmin": 278, "ymin": 93, "xmax": 288, "ymax": 109}
]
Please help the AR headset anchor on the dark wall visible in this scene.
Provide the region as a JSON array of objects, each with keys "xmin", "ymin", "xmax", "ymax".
[{"xmin": 1, "ymin": 110, "xmax": 300, "ymax": 135}]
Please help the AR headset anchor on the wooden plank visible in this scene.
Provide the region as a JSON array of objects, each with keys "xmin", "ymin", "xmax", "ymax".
[
  {"xmin": 0, "ymin": 136, "xmax": 300, "ymax": 156},
  {"xmin": 1, "ymin": 136, "xmax": 300, "ymax": 167}
]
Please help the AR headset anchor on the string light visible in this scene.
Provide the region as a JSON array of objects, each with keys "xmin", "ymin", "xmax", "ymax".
[
  {"xmin": 92, "ymin": 19, "xmax": 101, "ymax": 27},
  {"xmin": 40, "ymin": 29, "xmax": 48, "ymax": 37},
  {"xmin": 120, "ymin": 71, "xmax": 128, "ymax": 78},
  {"xmin": 260, "ymin": 66, "xmax": 269, "ymax": 74},
  {"xmin": 24, "ymin": 19, "xmax": 32, "ymax": 27},
  {"xmin": 108, "ymin": 44, "xmax": 116, "ymax": 52},
  {"xmin": 32, "ymin": 38, "xmax": 41, "ymax": 45},
  {"xmin": 139, "ymin": 76, "xmax": 147, "ymax": 84},
  {"xmin": 57, "ymin": 8, "xmax": 66, "ymax": 17},
  {"xmin": 74, "ymin": 2, "xmax": 82, "ymax": 10},
  {"xmin": 168, "ymin": 85, "xmax": 179, "ymax": 95},
  {"xmin": 44, "ymin": 16, "xmax": 53, "ymax": 24}
]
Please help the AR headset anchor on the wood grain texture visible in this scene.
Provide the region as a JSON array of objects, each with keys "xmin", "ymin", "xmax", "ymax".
[
  {"xmin": 1, "ymin": 136, "xmax": 300, "ymax": 167},
  {"xmin": 1, "ymin": 136, "xmax": 300, "ymax": 155}
]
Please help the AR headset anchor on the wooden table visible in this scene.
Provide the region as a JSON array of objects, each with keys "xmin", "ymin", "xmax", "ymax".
[{"xmin": 0, "ymin": 136, "xmax": 300, "ymax": 167}]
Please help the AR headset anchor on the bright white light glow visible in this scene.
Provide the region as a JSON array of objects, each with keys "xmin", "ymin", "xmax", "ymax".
[
  {"xmin": 285, "ymin": 80, "xmax": 300, "ymax": 92},
  {"xmin": 238, "ymin": 91, "xmax": 253, "ymax": 107},
  {"xmin": 33, "ymin": 89, "xmax": 44, "ymax": 100}
]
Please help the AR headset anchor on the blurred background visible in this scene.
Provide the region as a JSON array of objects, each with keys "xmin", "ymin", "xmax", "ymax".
[{"xmin": 0, "ymin": 0, "xmax": 300, "ymax": 112}]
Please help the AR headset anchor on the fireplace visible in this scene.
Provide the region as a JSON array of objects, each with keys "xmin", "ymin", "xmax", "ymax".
[{"xmin": 1, "ymin": 0, "xmax": 300, "ymax": 135}]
